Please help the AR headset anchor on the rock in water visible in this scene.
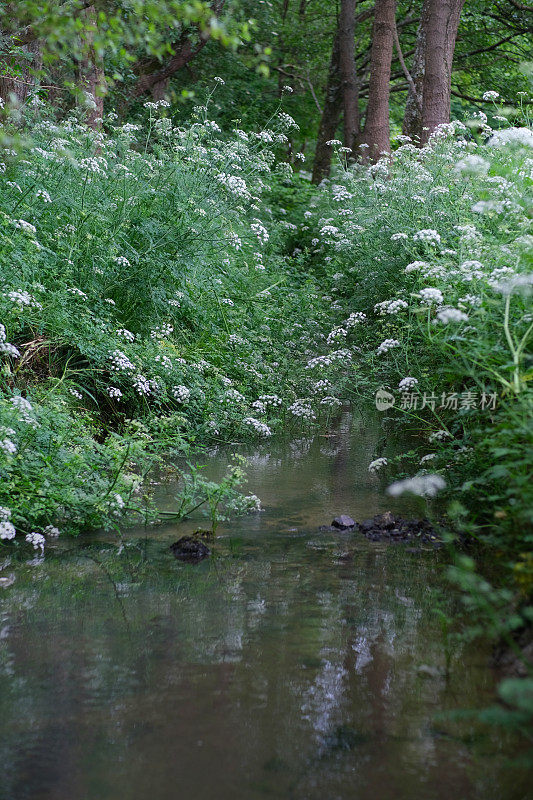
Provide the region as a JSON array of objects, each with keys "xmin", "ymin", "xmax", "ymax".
[
  {"xmin": 331, "ymin": 515, "xmax": 356, "ymax": 529},
  {"xmin": 170, "ymin": 536, "xmax": 210, "ymax": 562},
  {"xmin": 355, "ymin": 512, "xmax": 437, "ymax": 543}
]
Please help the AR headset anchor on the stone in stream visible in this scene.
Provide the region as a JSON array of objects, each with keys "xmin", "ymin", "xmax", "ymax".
[
  {"xmin": 331, "ymin": 515, "xmax": 356, "ymax": 530},
  {"xmin": 170, "ymin": 536, "xmax": 210, "ymax": 562},
  {"xmin": 356, "ymin": 512, "xmax": 438, "ymax": 543},
  {"xmin": 321, "ymin": 512, "xmax": 439, "ymax": 544}
]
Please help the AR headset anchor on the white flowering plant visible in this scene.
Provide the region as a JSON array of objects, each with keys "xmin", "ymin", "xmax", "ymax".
[{"xmin": 302, "ymin": 113, "xmax": 533, "ymax": 541}]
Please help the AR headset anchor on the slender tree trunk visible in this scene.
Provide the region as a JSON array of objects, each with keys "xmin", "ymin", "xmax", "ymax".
[
  {"xmin": 402, "ymin": 0, "xmax": 429, "ymax": 141},
  {"xmin": 77, "ymin": 6, "xmax": 105, "ymax": 128},
  {"xmin": 361, "ymin": 0, "xmax": 396, "ymax": 162},
  {"xmin": 312, "ymin": 31, "xmax": 342, "ymax": 184},
  {"xmin": 338, "ymin": 0, "xmax": 359, "ymax": 155},
  {"xmin": 277, "ymin": 0, "xmax": 291, "ymax": 98},
  {"xmin": 420, "ymin": 0, "xmax": 465, "ymax": 144}
]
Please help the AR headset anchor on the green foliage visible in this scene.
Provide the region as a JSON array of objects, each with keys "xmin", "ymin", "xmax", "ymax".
[
  {"xmin": 300, "ymin": 115, "xmax": 533, "ymax": 546},
  {"xmin": 0, "ymin": 92, "xmax": 342, "ymax": 544},
  {"xmin": 162, "ymin": 454, "xmax": 259, "ymax": 533}
]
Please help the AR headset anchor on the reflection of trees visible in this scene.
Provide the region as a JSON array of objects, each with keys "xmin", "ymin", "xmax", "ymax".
[{"xmin": 0, "ymin": 415, "xmax": 516, "ymax": 799}]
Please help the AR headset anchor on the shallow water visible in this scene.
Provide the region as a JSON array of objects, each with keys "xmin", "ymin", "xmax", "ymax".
[{"xmin": 0, "ymin": 414, "xmax": 525, "ymax": 800}]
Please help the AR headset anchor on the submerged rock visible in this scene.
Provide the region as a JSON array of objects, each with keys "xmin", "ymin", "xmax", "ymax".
[
  {"xmin": 357, "ymin": 512, "xmax": 437, "ymax": 543},
  {"xmin": 331, "ymin": 515, "xmax": 356, "ymax": 530},
  {"xmin": 170, "ymin": 536, "xmax": 211, "ymax": 562}
]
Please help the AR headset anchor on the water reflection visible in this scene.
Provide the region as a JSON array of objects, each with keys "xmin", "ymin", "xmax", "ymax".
[{"xmin": 0, "ymin": 414, "xmax": 525, "ymax": 800}]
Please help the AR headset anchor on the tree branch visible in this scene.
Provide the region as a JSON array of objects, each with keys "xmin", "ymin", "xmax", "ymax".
[
  {"xmin": 132, "ymin": 35, "xmax": 210, "ymax": 97},
  {"xmin": 392, "ymin": 19, "xmax": 421, "ymax": 111}
]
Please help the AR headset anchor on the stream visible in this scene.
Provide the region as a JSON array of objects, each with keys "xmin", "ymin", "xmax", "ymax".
[{"xmin": 0, "ymin": 413, "xmax": 526, "ymax": 800}]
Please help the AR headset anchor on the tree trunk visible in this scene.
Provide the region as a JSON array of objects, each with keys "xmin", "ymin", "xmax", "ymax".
[
  {"xmin": 420, "ymin": 0, "xmax": 465, "ymax": 144},
  {"xmin": 0, "ymin": 39, "xmax": 42, "ymax": 108},
  {"xmin": 338, "ymin": 0, "xmax": 359, "ymax": 155},
  {"xmin": 361, "ymin": 0, "xmax": 396, "ymax": 162},
  {"xmin": 402, "ymin": 0, "xmax": 429, "ymax": 141},
  {"xmin": 311, "ymin": 31, "xmax": 342, "ymax": 184},
  {"xmin": 77, "ymin": 6, "xmax": 105, "ymax": 128}
]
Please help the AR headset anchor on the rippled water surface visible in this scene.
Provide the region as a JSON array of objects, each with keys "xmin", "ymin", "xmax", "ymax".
[{"xmin": 0, "ymin": 414, "xmax": 525, "ymax": 799}]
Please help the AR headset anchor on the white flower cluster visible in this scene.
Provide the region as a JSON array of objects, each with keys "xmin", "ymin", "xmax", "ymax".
[
  {"xmin": 36, "ymin": 188, "xmax": 52, "ymax": 203},
  {"xmin": 0, "ymin": 324, "xmax": 20, "ymax": 358},
  {"xmin": 243, "ymin": 417, "xmax": 272, "ymax": 436},
  {"xmin": 312, "ymin": 379, "xmax": 332, "ymax": 394},
  {"xmin": 459, "ymin": 260, "xmax": 484, "ymax": 280},
  {"xmin": 368, "ymin": 457, "xmax": 387, "ymax": 473},
  {"xmin": 320, "ymin": 396, "xmax": 341, "ymax": 407},
  {"xmin": 277, "ymin": 112, "xmax": 299, "ymax": 130},
  {"xmin": 107, "ymin": 386, "xmax": 123, "ymax": 399},
  {"xmin": 428, "ymin": 429, "xmax": 451, "ymax": 442},
  {"xmin": 11, "ymin": 395, "xmax": 38, "ymax": 427},
  {"xmin": 251, "ymin": 220, "xmax": 269, "ymax": 245},
  {"xmin": 326, "ymin": 326, "xmax": 348, "ymax": 345},
  {"xmin": 320, "ymin": 225, "xmax": 340, "ymax": 237},
  {"xmin": 454, "ymin": 155, "xmax": 490, "ymax": 175},
  {"xmin": 306, "ymin": 349, "xmax": 352, "ymax": 369},
  {"xmin": 419, "ymin": 288, "xmax": 444, "ymax": 305},
  {"xmin": 489, "ymin": 127, "xmax": 533, "ymax": 148},
  {"xmin": 374, "ymin": 298, "xmax": 408, "ymax": 316},
  {"xmin": 491, "ymin": 273, "xmax": 533, "ymax": 296},
  {"xmin": 0, "ymin": 506, "xmax": 16, "ymax": 539},
  {"xmin": 0, "ymin": 508, "xmax": 17, "ymax": 539},
  {"xmin": 67, "ymin": 287, "xmax": 88, "ymax": 300},
  {"xmin": 398, "ymin": 377, "xmax": 418, "ymax": 391},
  {"xmin": 224, "ymin": 388, "xmax": 246, "ymax": 404},
  {"xmin": 413, "ymin": 229, "xmax": 441, "ymax": 245},
  {"xmin": 133, "ymin": 374, "xmax": 153, "ymax": 395},
  {"xmin": 143, "ymin": 99, "xmax": 171, "ymax": 109},
  {"xmin": 14, "ymin": 219, "xmax": 37, "ymax": 234},
  {"xmin": 458, "ymin": 294, "xmax": 482, "ymax": 308},
  {"xmin": 227, "ymin": 233, "xmax": 242, "ymax": 251},
  {"xmin": 0, "ymin": 425, "xmax": 17, "ymax": 455},
  {"xmin": 346, "ymin": 312, "xmax": 367, "ymax": 327},
  {"xmin": 259, "ymin": 394, "xmax": 282, "ymax": 407},
  {"xmin": 150, "ymin": 323, "xmax": 173, "ymax": 339},
  {"xmin": 78, "ymin": 156, "xmax": 108, "ymax": 175},
  {"xmin": 154, "ymin": 354, "xmax": 173, "ymax": 371},
  {"xmin": 6, "ymin": 290, "xmax": 42, "ymax": 309},
  {"xmin": 288, "ymin": 399, "xmax": 316, "ymax": 420},
  {"xmin": 216, "ymin": 173, "xmax": 251, "ymax": 200},
  {"xmin": 110, "ymin": 350, "xmax": 135, "ymax": 372},
  {"xmin": 26, "ymin": 532, "xmax": 45, "ymax": 553},
  {"xmin": 387, "ymin": 474, "xmax": 446, "ymax": 498},
  {"xmin": 376, "ymin": 339, "xmax": 400, "ymax": 355},
  {"xmin": 172, "ymin": 385, "xmax": 191, "ymax": 403},
  {"xmin": 435, "ymin": 307, "xmax": 469, "ymax": 324}
]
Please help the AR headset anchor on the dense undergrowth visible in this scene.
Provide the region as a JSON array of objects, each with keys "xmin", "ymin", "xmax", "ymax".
[
  {"xmin": 0, "ymin": 93, "xmax": 339, "ymax": 544},
  {"xmin": 0, "ymin": 89, "xmax": 531, "ymax": 751},
  {"xmin": 291, "ymin": 114, "xmax": 533, "ymax": 740}
]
